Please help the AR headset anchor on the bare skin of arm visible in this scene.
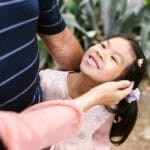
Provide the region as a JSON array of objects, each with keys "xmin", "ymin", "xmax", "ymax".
[{"xmin": 39, "ymin": 27, "xmax": 84, "ymax": 70}]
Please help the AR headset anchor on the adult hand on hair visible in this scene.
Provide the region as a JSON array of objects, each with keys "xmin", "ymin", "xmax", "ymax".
[{"xmin": 75, "ymin": 81, "xmax": 134, "ymax": 111}]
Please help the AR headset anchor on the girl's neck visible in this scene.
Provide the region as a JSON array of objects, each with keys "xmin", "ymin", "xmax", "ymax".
[{"xmin": 67, "ymin": 72, "xmax": 99, "ymax": 98}]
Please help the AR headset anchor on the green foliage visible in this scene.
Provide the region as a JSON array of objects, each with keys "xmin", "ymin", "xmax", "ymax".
[
  {"xmin": 39, "ymin": 0, "xmax": 150, "ymax": 78},
  {"xmin": 144, "ymin": 0, "xmax": 150, "ymax": 5}
]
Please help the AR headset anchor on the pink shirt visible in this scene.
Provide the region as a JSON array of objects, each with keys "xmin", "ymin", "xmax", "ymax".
[{"xmin": 40, "ymin": 69, "xmax": 114, "ymax": 150}]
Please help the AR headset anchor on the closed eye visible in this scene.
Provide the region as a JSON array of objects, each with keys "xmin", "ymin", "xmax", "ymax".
[
  {"xmin": 101, "ymin": 43, "xmax": 106, "ymax": 49},
  {"xmin": 111, "ymin": 56, "xmax": 118, "ymax": 64}
]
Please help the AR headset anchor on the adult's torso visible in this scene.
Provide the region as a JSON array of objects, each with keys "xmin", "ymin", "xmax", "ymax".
[{"xmin": 0, "ymin": 0, "xmax": 40, "ymax": 111}]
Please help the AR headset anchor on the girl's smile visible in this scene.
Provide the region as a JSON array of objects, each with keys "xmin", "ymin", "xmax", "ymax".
[
  {"xmin": 86, "ymin": 54, "xmax": 102, "ymax": 69},
  {"xmin": 80, "ymin": 37, "xmax": 136, "ymax": 83}
]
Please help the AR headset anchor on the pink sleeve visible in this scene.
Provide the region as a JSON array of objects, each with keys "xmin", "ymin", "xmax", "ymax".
[
  {"xmin": 0, "ymin": 101, "xmax": 83, "ymax": 150},
  {"xmin": 92, "ymin": 115, "xmax": 114, "ymax": 150}
]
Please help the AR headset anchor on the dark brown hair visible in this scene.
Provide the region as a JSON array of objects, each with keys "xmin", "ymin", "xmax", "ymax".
[
  {"xmin": 0, "ymin": 138, "xmax": 7, "ymax": 150},
  {"xmin": 106, "ymin": 34, "xmax": 147, "ymax": 145}
]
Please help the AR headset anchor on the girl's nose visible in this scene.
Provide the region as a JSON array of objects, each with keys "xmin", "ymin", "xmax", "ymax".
[
  {"xmin": 98, "ymin": 48, "xmax": 111, "ymax": 60},
  {"xmin": 96, "ymin": 51, "xmax": 104, "ymax": 61}
]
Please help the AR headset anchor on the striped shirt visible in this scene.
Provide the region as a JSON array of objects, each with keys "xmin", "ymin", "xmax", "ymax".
[{"xmin": 0, "ymin": 0, "xmax": 66, "ymax": 112}]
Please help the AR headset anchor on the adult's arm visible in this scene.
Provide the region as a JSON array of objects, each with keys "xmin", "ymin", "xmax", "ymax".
[
  {"xmin": 39, "ymin": 27, "xmax": 84, "ymax": 70},
  {"xmin": 38, "ymin": 0, "xmax": 84, "ymax": 70}
]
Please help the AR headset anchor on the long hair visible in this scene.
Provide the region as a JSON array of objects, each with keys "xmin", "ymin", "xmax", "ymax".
[{"xmin": 106, "ymin": 34, "xmax": 147, "ymax": 145}]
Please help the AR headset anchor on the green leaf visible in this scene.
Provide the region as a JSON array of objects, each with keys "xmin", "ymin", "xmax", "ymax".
[
  {"xmin": 63, "ymin": 13, "xmax": 96, "ymax": 38},
  {"xmin": 144, "ymin": 0, "xmax": 150, "ymax": 6},
  {"xmin": 63, "ymin": 0, "xmax": 79, "ymax": 15}
]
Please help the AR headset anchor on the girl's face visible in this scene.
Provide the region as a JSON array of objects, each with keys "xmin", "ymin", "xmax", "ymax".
[{"xmin": 80, "ymin": 37, "xmax": 136, "ymax": 83}]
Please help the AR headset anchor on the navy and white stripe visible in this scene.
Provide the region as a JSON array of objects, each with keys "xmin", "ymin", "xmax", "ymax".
[
  {"xmin": 0, "ymin": 0, "xmax": 66, "ymax": 112},
  {"xmin": 38, "ymin": 0, "xmax": 66, "ymax": 34},
  {"xmin": 0, "ymin": 0, "xmax": 24, "ymax": 7}
]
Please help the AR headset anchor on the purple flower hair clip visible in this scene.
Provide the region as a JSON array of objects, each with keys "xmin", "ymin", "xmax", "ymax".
[{"xmin": 126, "ymin": 88, "xmax": 141, "ymax": 104}]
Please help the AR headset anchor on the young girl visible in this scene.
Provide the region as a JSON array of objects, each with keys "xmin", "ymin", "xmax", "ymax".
[
  {"xmin": 40, "ymin": 34, "xmax": 147, "ymax": 149},
  {"xmin": 0, "ymin": 80, "xmax": 132, "ymax": 150}
]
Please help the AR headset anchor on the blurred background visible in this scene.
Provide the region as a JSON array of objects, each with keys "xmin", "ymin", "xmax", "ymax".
[{"xmin": 38, "ymin": 0, "xmax": 150, "ymax": 149}]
